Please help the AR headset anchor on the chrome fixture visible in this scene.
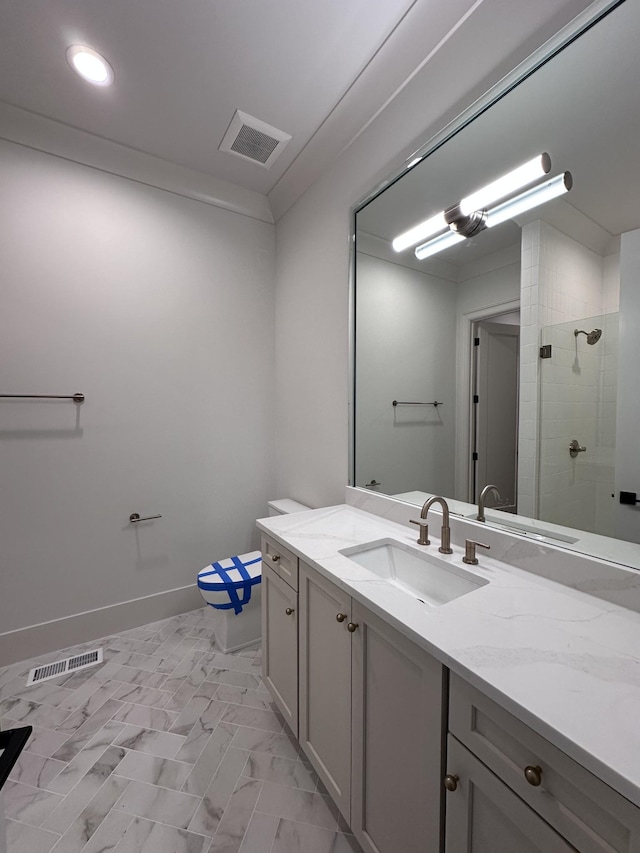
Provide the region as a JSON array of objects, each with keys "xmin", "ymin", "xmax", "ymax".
[
  {"xmin": 414, "ymin": 170, "xmax": 573, "ymax": 260},
  {"xmin": 364, "ymin": 479, "xmax": 381, "ymax": 489},
  {"xmin": 569, "ymin": 439, "xmax": 586, "ymax": 458},
  {"xmin": 410, "ymin": 496, "xmax": 453, "ymax": 553},
  {"xmin": 393, "ymin": 154, "xmax": 552, "ymax": 252},
  {"xmin": 393, "ymin": 400, "xmax": 443, "ymax": 407},
  {"xmin": 477, "ymin": 484, "xmax": 503, "ymax": 522},
  {"xmin": 0, "ymin": 392, "xmax": 84, "ymax": 403},
  {"xmin": 574, "ymin": 328, "xmax": 602, "ymax": 345},
  {"xmin": 462, "ymin": 539, "xmax": 490, "ymax": 565},
  {"xmin": 393, "ymin": 153, "xmax": 574, "ymax": 261},
  {"xmin": 129, "ymin": 513, "xmax": 162, "ymax": 523}
]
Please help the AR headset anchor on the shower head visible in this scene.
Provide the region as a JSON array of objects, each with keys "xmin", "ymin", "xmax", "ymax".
[{"xmin": 574, "ymin": 328, "xmax": 602, "ymax": 345}]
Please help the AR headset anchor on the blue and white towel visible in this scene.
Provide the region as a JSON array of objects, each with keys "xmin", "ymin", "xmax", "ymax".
[{"xmin": 197, "ymin": 550, "xmax": 262, "ymax": 614}]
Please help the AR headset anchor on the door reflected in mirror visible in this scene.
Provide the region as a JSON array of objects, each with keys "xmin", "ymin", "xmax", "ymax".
[{"xmin": 352, "ymin": 0, "xmax": 640, "ymax": 567}]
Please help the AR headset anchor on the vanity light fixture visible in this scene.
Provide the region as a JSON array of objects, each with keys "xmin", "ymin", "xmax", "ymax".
[
  {"xmin": 66, "ymin": 45, "xmax": 114, "ymax": 86},
  {"xmin": 392, "ymin": 210, "xmax": 447, "ymax": 253},
  {"xmin": 485, "ymin": 171, "xmax": 573, "ymax": 228},
  {"xmin": 414, "ymin": 230, "xmax": 465, "ymax": 260},
  {"xmin": 394, "ymin": 153, "xmax": 551, "ymax": 253},
  {"xmin": 413, "ymin": 166, "xmax": 572, "ymax": 261},
  {"xmin": 458, "ymin": 153, "xmax": 551, "ymax": 216}
]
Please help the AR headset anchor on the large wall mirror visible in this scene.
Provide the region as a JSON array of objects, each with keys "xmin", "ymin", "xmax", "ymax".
[{"xmin": 352, "ymin": 0, "xmax": 640, "ymax": 568}]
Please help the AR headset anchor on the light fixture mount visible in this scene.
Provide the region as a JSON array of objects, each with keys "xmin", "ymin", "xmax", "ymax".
[{"xmin": 447, "ymin": 208, "xmax": 487, "ymax": 238}]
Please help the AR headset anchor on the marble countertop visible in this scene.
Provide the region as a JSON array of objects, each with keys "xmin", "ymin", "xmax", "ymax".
[{"xmin": 257, "ymin": 502, "xmax": 640, "ymax": 809}]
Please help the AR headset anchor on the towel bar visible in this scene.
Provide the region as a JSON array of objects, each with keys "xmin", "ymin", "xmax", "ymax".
[
  {"xmin": 0, "ymin": 393, "xmax": 85, "ymax": 403},
  {"xmin": 392, "ymin": 400, "xmax": 442, "ymax": 407}
]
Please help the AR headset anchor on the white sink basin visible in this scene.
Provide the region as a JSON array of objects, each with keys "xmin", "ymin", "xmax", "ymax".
[{"xmin": 339, "ymin": 539, "xmax": 488, "ymax": 606}]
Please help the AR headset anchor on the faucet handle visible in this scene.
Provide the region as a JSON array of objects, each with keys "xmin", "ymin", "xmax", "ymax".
[
  {"xmin": 462, "ymin": 540, "xmax": 490, "ymax": 565},
  {"xmin": 409, "ymin": 519, "xmax": 430, "ymax": 546}
]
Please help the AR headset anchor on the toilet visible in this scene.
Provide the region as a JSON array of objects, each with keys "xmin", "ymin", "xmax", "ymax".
[{"xmin": 197, "ymin": 498, "xmax": 310, "ymax": 653}]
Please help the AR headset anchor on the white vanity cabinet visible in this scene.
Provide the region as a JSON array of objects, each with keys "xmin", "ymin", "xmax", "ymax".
[
  {"xmin": 445, "ymin": 674, "xmax": 640, "ymax": 853},
  {"xmin": 350, "ymin": 598, "xmax": 445, "ymax": 853},
  {"xmin": 261, "ymin": 536, "xmax": 299, "ymax": 736},
  {"xmin": 298, "ymin": 560, "xmax": 352, "ymax": 820},
  {"xmin": 298, "ymin": 561, "xmax": 445, "ymax": 852}
]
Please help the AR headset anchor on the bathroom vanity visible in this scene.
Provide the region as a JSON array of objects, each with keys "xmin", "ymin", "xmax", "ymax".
[{"xmin": 258, "ymin": 493, "xmax": 640, "ymax": 853}]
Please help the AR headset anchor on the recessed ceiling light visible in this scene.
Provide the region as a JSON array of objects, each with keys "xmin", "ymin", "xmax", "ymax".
[{"xmin": 66, "ymin": 45, "xmax": 114, "ymax": 86}]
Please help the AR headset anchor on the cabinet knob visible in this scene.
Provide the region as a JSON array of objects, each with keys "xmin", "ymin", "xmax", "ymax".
[
  {"xmin": 271, "ymin": 554, "xmax": 280, "ymax": 562},
  {"xmin": 444, "ymin": 774, "xmax": 459, "ymax": 792},
  {"xmin": 524, "ymin": 765, "xmax": 542, "ymax": 786},
  {"xmin": 336, "ymin": 613, "xmax": 347, "ymax": 623},
  {"xmin": 285, "ymin": 607, "xmax": 294, "ymax": 616},
  {"xmin": 347, "ymin": 622, "xmax": 359, "ymax": 633}
]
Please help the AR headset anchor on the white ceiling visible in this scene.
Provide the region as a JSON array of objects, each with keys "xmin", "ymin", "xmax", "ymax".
[{"xmin": 0, "ymin": 0, "xmax": 484, "ymax": 210}]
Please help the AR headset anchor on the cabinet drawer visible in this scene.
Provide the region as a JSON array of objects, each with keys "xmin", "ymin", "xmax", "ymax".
[
  {"xmin": 445, "ymin": 735, "xmax": 577, "ymax": 853},
  {"xmin": 261, "ymin": 535, "xmax": 298, "ymax": 590},
  {"xmin": 449, "ymin": 674, "xmax": 640, "ymax": 853}
]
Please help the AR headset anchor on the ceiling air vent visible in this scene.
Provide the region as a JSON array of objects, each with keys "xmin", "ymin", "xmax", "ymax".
[
  {"xmin": 219, "ymin": 110, "xmax": 291, "ymax": 169},
  {"xmin": 26, "ymin": 648, "xmax": 103, "ymax": 686}
]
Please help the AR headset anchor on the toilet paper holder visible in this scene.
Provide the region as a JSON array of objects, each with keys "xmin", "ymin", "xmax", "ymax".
[{"xmin": 129, "ymin": 512, "xmax": 162, "ymax": 523}]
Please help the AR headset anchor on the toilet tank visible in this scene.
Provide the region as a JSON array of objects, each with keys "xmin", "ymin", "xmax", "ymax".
[{"xmin": 267, "ymin": 498, "xmax": 311, "ymax": 516}]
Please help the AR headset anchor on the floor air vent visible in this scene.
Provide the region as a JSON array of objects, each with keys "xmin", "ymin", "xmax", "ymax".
[
  {"xmin": 26, "ymin": 648, "xmax": 103, "ymax": 686},
  {"xmin": 219, "ymin": 110, "xmax": 291, "ymax": 169}
]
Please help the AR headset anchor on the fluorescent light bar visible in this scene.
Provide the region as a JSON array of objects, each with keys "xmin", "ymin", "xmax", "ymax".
[
  {"xmin": 459, "ymin": 153, "xmax": 550, "ymax": 217},
  {"xmin": 486, "ymin": 172, "xmax": 572, "ymax": 228},
  {"xmin": 415, "ymin": 230, "xmax": 465, "ymax": 260},
  {"xmin": 392, "ymin": 211, "xmax": 447, "ymax": 253}
]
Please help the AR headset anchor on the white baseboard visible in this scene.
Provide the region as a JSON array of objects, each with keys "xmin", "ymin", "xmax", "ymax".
[{"xmin": 0, "ymin": 584, "xmax": 203, "ymax": 667}]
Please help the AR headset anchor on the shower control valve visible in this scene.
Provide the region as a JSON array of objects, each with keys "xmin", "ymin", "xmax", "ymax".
[{"xmin": 569, "ymin": 439, "xmax": 586, "ymax": 458}]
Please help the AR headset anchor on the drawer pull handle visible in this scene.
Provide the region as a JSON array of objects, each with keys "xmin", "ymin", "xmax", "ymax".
[
  {"xmin": 444, "ymin": 774, "xmax": 459, "ymax": 792},
  {"xmin": 347, "ymin": 622, "xmax": 359, "ymax": 633},
  {"xmin": 524, "ymin": 765, "xmax": 542, "ymax": 786},
  {"xmin": 271, "ymin": 554, "xmax": 280, "ymax": 562},
  {"xmin": 285, "ymin": 607, "xmax": 295, "ymax": 616},
  {"xmin": 336, "ymin": 613, "xmax": 347, "ymax": 623}
]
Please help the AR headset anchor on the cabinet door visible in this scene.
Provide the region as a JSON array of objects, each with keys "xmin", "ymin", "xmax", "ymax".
[
  {"xmin": 299, "ymin": 561, "xmax": 352, "ymax": 822},
  {"xmin": 351, "ymin": 600, "xmax": 445, "ymax": 853},
  {"xmin": 445, "ymin": 736, "xmax": 577, "ymax": 853},
  {"xmin": 262, "ymin": 564, "xmax": 298, "ymax": 736}
]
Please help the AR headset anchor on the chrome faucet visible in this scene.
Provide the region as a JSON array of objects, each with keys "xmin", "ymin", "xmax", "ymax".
[
  {"xmin": 410, "ymin": 496, "xmax": 453, "ymax": 554},
  {"xmin": 477, "ymin": 484, "xmax": 503, "ymax": 522}
]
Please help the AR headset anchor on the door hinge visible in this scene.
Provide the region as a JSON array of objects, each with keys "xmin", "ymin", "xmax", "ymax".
[
  {"xmin": 473, "ymin": 394, "xmax": 479, "ymax": 404},
  {"xmin": 474, "ymin": 337, "xmax": 480, "ymax": 346},
  {"xmin": 540, "ymin": 344, "xmax": 552, "ymax": 359},
  {"xmin": 472, "ymin": 452, "xmax": 478, "ymax": 461}
]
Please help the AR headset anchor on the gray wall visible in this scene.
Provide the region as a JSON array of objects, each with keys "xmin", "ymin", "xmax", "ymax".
[
  {"xmin": 354, "ymin": 253, "xmax": 457, "ymax": 497},
  {"xmin": 1, "ymin": 141, "xmax": 276, "ymax": 660}
]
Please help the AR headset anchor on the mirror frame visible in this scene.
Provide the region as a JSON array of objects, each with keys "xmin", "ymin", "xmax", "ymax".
[{"xmin": 348, "ymin": 0, "xmax": 627, "ymax": 558}]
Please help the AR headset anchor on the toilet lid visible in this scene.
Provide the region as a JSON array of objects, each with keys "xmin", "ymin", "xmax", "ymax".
[{"xmin": 198, "ymin": 550, "xmax": 262, "ymax": 614}]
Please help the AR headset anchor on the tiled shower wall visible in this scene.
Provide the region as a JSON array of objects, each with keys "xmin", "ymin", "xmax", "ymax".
[
  {"xmin": 517, "ymin": 220, "xmax": 619, "ymax": 518},
  {"xmin": 537, "ymin": 313, "xmax": 618, "ymax": 536}
]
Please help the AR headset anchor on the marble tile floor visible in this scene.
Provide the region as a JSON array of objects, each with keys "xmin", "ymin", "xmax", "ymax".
[{"xmin": 0, "ymin": 607, "xmax": 363, "ymax": 853}]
